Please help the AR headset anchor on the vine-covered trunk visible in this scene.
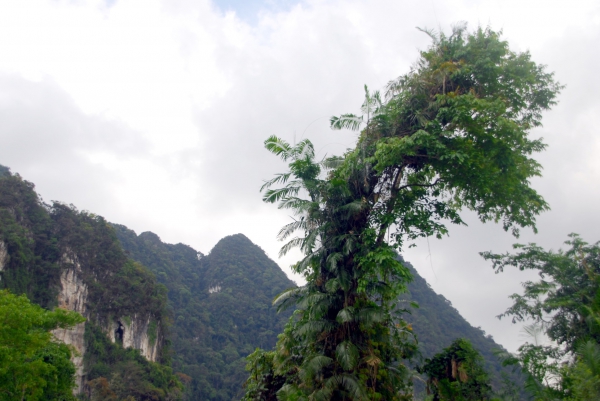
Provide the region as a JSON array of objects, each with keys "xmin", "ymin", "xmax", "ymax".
[{"xmin": 244, "ymin": 25, "xmax": 561, "ymax": 401}]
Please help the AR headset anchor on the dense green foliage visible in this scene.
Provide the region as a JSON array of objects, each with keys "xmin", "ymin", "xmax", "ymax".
[
  {"xmin": 246, "ymin": 25, "xmax": 560, "ymax": 400},
  {"xmin": 84, "ymin": 323, "xmax": 182, "ymax": 401},
  {"xmin": 0, "ymin": 289, "xmax": 85, "ymax": 400},
  {"xmin": 0, "ymin": 172, "xmax": 63, "ymax": 307},
  {"xmin": 0, "ymin": 172, "xmax": 180, "ymax": 400},
  {"xmin": 484, "ymin": 235, "xmax": 600, "ymax": 400},
  {"xmin": 113, "ymin": 227, "xmax": 295, "ymax": 400},
  {"xmin": 418, "ymin": 339, "xmax": 492, "ymax": 400}
]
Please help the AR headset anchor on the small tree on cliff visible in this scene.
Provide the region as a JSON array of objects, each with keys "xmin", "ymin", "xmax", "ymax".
[{"xmin": 244, "ymin": 25, "xmax": 562, "ymax": 401}]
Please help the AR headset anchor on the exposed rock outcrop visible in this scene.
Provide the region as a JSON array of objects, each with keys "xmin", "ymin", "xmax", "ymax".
[
  {"xmin": 0, "ymin": 241, "xmax": 7, "ymax": 272},
  {"xmin": 104, "ymin": 315, "xmax": 160, "ymax": 362},
  {"xmin": 52, "ymin": 258, "xmax": 88, "ymax": 393},
  {"xmin": 52, "ymin": 252, "xmax": 160, "ymax": 394}
]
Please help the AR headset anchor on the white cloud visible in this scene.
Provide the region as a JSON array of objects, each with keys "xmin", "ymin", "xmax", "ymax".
[{"xmin": 0, "ymin": 0, "xmax": 598, "ymax": 353}]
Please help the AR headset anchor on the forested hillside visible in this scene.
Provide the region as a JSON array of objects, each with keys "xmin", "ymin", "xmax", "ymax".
[
  {"xmin": 115, "ymin": 226, "xmax": 520, "ymax": 399},
  {"xmin": 0, "ymin": 170, "xmax": 181, "ymax": 400},
  {"xmin": 113, "ymin": 227, "xmax": 295, "ymax": 400}
]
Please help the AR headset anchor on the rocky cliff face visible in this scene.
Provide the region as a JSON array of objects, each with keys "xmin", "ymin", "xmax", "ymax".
[
  {"xmin": 104, "ymin": 314, "xmax": 161, "ymax": 361},
  {"xmin": 51, "ymin": 252, "xmax": 161, "ymax": 394},
  {"xmin": 0, "ymin": 241, "xmax": 7, "ymax": 272},
  {"xmin": 51, "ymin": 255, "xmax": 88, "ymax": 392}
]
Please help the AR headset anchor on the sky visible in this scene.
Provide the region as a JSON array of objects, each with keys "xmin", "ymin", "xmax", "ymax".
[{"xmin": 0, "ymin": 0, "xmax": 599, "ymax": 353}]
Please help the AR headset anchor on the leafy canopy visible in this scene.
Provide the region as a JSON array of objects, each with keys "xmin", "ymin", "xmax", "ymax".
[
  {"xmin": 484, "ymin": 235, "xmax": 600, "ymax": 400},
  {"xmin": 246, "ymin": 25, "xmax": 561, "ymax": 401},
  {"xmin": 0, "ymin": 289, "xmax": 85, "ymax": 401}
]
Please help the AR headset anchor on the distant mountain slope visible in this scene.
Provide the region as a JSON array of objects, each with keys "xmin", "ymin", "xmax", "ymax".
[
  {"xmin": 400, "ymin": 258, "xmax": 520, "ymax": 393},
  {"xmin": 116, "ymin": 226, "xmax": 521, "ymax": 399},
  {"xmin": 113, "ymin": 227, "xmax": 295, "ymax": 401}
]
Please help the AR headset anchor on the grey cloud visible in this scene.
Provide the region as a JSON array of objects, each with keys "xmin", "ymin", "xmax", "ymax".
[{"xmin": 0, "ymin": 74, "xmax": 150, "ymax": 213}]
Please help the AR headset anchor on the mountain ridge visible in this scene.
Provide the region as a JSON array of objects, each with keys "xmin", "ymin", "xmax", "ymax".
[{"xmin": 116, "ymin": 226, "xmax": 521, "ymax": 399}]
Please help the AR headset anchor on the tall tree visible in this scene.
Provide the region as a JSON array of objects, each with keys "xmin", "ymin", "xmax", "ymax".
[{"xmin": 245, "ymin": 25, "xmax": 561, "ymax": 401}]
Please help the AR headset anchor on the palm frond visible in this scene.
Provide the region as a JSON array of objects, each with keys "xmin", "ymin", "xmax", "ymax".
[
  {"xmin": 295, "ymin": 138, "xmax": 315, "ymax": 160},
  {"xmin": 279, "ymin": 237, "xmax": 305, "ymax": 257},
  {"xmin": 301, "ymin": 227, "xmax": 320, "ymax": 255},
  {"xmin": 325, "ymin": 278, "xmax": 341, "ymax": 293},
  {"xmin": 336, "ymin": 307, "xmax": 355, "ymax": 323},
  {"xmin": 296, "ymin": 292, "xmax": 328, "ymax": 309},
  {"xmin": 296, "ymin": 320, "xmax": 333, "ymax": 338},
  {"xmin": 416, "ymin": 26, "xmax": 440, "ymax": 43},
  {"xmin": 326, "ymin": 252, "xmax": 343, "ymax": 272},
  {"xmin": 278, "ymin": 197, "xmax": 313, "ymax": 212},
  {"xmin": 330, "ymin": 114, "xmax": 364, "ymax": 131},
  {"xmin": 264, "ymin": 135, "xmax": 292, "ymax": 160},
  {"xmin": 262, "ymin": 185, "xmax": 301, "ymax": 203},
  {"xmin": 336, "ymin": 374, "xmax": 367, "ymax": 400},
  {"xmin": 273, "ymin": 286, "xmax": 308, "ymax": 310},
  {"xmin": 305, "ymin": 355, "xmax": 333, "ymax": 374},
  {"xmin": 277, "ymin": 218, "xmax": 307, "ymax": 241},
  {"xmin": 260, "ymin": 172, "xmax": 292, "ymax": 192},
  {"xmin": 336, "ymin": 341, "xmax": 359, "ymax": 371},
  {"xmin": 355, "ymin": 306, "xmax": 385, "ymax": 327}
]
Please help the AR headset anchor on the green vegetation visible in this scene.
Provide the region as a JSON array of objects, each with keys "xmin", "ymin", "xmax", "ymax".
[
  {"xmin": 113, "ymin": 227, "xmax": 295, "ymax": 400},
  {"xmin": 0, "ymin": 289, "xmax": 85, "ymax": 400},
  {"xmin": 485, "ymin": 234, "xmax": 600, "ymax": 400},
  {"xmin": 0, "ymin": 172, "xmax": 180, "ymax": 400},
  {"xmin": 0, "ymin": 172, "xmax": 63, "ymax": 308},
  {"xmin": 114, "ymin": 224, "xmax": 523, "ymax": 400},
  {"xmin": 0, "ymin": 168, "xmax": 529, "ymax": 400},
  {"xmin": 418, "ymin": 339, "xmax": 492, "ymax": 401},
  {"xmin": 84, "ymin": 323, "xmax": 182, "ymax": 401},
  {"xmin": 245, "ymin": 25, "xmax": 560, "ymax": 400}
]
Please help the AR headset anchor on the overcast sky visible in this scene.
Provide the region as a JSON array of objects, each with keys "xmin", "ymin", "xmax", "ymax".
[{"xmin": 0, "ymin": 0, "xmax": 599, "ymax": 353}]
